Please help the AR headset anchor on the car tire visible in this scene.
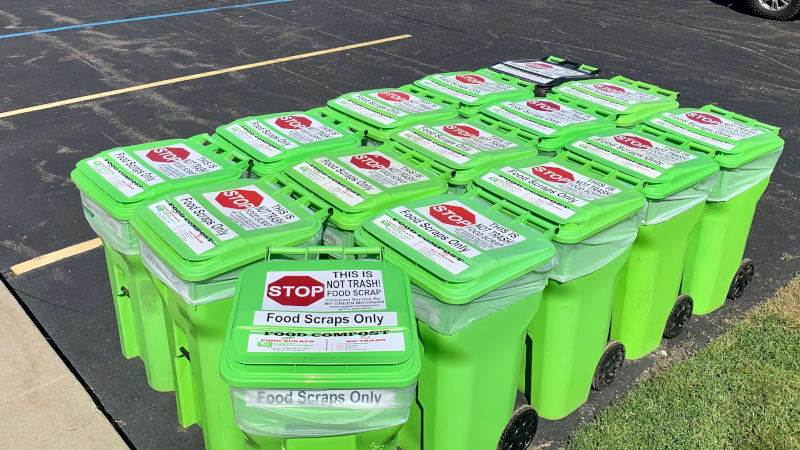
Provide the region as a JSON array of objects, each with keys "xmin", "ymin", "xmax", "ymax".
[{"xmin": 745, "ymin": 0, "xmax": 800, "ymax": 20}]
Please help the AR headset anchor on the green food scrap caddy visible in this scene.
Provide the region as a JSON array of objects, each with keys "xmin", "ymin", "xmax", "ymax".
[
  {"xmin": 326, "ymin": 85, "xmax": 459, "ymax": 142},
  {"xmin": 388, "ymin": 114, "xmax": 539, "ymax": 193},
  {"xmin": 563, "ymin": 127, "xmax": 719, "ymax": 359},
  {"xmin": 552, "ymin": 76, "xmax": 679, "ymax": 127},
  {"xmin": 413, "ymin": 68, "xmax": 534, "ymax": 116},
  {"xmin": 643, "ymin": 106, "xmax": 784, "ymax": 313},
  {"xmin": 131, "ymin": 176, "xmax": 329, "ymax": 449},
  {"xmin": 478, "ymin": 94, "xmax": 616, "ymax": 153},
  {"xmin": 214, "ymin": 108, "xmax": 361, "ymax": 177},
  {"xmin": 72, "ymin": 134, "xmax": 244, "ymax": 391},
  {"xmin": 470, "ymin": 152, "xmax": 646, "ymax": 419},
  {"xmin": 220, "ymin": 246, "xmax": 420, "ymax": 450},
  {"xmin": 284, "ymin": 144, "xmax": 449, "ymax": 250},
  {"xmin": 488, "ymin": 56, "xmax": 599, "ymax": 96},
  {"xmin": 355, "ymin": 194, "xmax": 555, "ymax": 450}
]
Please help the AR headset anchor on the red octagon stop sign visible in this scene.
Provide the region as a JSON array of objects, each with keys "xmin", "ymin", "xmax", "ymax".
[
  {"xmin": 442, "ymin": 124, "xmax": 480, "ymax": 138},
  {"xmin": 350, "ymin": 154, "xmax": 391, "ymax": 170},
  {"xmin": 527, "ymin": 100, "xmax": 561, "ymax": 112},
  {"xmin": 146, "ymin": 146, "xmax": 190, "ymax": 163},
  {"xmin": 266, "ymin": 275, "xmax": 325, "ymax": 307},
  {"xmin": 377, "ymin": 91, "xmax": 410, "ymax": 102},
  {"xmin": 429, "ymin": 204, "xmax": 475, "ymax": 227},
  {"xmin": 214, "ymin": 189, "xmax": 264, "ymax": 209},
  {"xmin": 531, "ymin": 165, "xmax": 575, "ymax": 183},
  {"xmin": 614, "ymin": 135, "xmax": 653, "ymax": 149},
  {"xmin": 595, "ymin": 84, "xmax": 625, "ymax": 94},
  {"xmin": 455, "ymin": 74, "xmax": 486, "ymax": 84},
  {"xmin": 275, "ymin": 115, "xmax": 312, "ymax": 129},
  {"xmin": 685, "ymin": 112, "xmax": 722, "ymax": 126}
]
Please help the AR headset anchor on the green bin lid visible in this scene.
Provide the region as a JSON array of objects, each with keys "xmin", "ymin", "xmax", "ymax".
[
  {"xmin": 413, "ymin": 69, "xmax": 534, "ymax": 115},
  {"xmin": 284, "ymin": 143, "xmax": 449, "ymax": 230},
  {"xmin": 552, "ymin": 76, "xmax": 679, "ymax": 127},
  {"xmin": 641, "ymin": 105, "xmax": 784, "ymax": 168},
  {"xmin": 477, "ymin": 94, "xmax": 616, "ymax": 152},
  {"xmin": 562, "ymin": 127, "xmax": 719, "ymax": 200},
  {"xmin": 326, "ymin": 85, "xmax": 459, "ymax": 141},
  {"xmin": 130, "ymin": 174, "xmax": 329, "ymax": 281},
  {"xmin": 354, "ymin": 194, "xmax": 555, "ymax": 305},
  {"xmin": 471, "ymin": 152, "xmax": 646, "ymax": 244},
  {"xmin": 71, "ymin": 133, "xmax": 244, "ymax": 220},
  {"xmin": 388, "ymin": 114, "xmax": 539, "ymax": 186},
  {"xmin": 214, "ymin": 108, "xmax": 362, "ymax": 175},
  {"xmin": 220, "ymin": 247, "xmax": 420, "ymax": 389},
  {"xmin": 487, "ymin": 56, "xmax": 599, "ymax": 87}
]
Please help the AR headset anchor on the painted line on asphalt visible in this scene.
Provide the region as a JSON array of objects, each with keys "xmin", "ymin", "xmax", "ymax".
[{"xmin": 11, "ymin": 238, "xmax": 103, "ymax": 276}]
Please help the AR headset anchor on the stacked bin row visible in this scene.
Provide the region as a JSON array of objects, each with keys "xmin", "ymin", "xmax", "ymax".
[{"xmin": 70, "ymin": 55, "xmax": 785, "ymax": 450}]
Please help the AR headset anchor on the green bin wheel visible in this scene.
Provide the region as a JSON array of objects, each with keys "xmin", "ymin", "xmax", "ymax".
[
  {"xmin": 497, "ymin": 404, "xmax": 538, "ymax": 450},
  {"xmin": 663, "ymin": 294, "xmax": 693, "ymax": 339},
  {"xmin": 728, "ymin": 258, "xmax": 755, "ymax": 300},
  {"xmin": 591, "ymin": 340, "xmax": 625, "ymax": 391}
]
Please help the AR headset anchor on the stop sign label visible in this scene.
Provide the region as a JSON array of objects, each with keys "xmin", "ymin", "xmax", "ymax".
[
  {"xmin": 531, "ymin": 165, "xmax": 575, "ymax": 183},
  {"xmin": 455, "ymin": 74, "xmax": 486, "ymax": 85},
  {"xmin": 146, "ymin": 146, "xmax": 190, "ymax": 163},
  {"xmin": 429, "ymin": 204, "xmax": 475, "ymax": 227},
  {"xmin": 214, "ymin": 189, "xmax": 264, "ymax": 209},
  {"xmin": 442, "ymin": 124, "xmax": 480, "ymax": 138},
  {"xmin": 527, "ymin": 100, "xmax": 561, "ymax": 112},
  {"xmin": 685, "ymin": 112, "xmax": 722, "ymax": 126},
  {"xmin": 377, "ymin": 91, "xmax": 410, "ymax": 102},
  {"xmin": 266, "ymin": 275, "xmax": 325, "ymax": 307},
  {"xmin": 350, "ymin": 154, "xmax": 391, "ymax": 170},
  {"xmin": 525, "ymin": 62, "xmax": 552, "ymax": 70},
  {"xmin": 613, "ymin": 135, "xmax": 653, "ymax": 149},
  {"xmin": 274, "ymin": 115, "xmax": 312, "ymax": 129},
  {"xmin": 595, "ymin": 84, "xmax": 626, "ymax": 94}
]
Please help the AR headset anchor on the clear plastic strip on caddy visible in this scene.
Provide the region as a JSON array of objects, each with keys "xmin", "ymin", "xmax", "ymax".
[
  {"xmin": 709, "ymin": 148, "xmax": 783, "ymax": 202},
  {"xmin": 80, "ymin": 192, "xmax": 140, "ymax": 255},
  {"xmin": 230, "ymin": 384, "xmax": 416, "ymax": 438},
  {"xmin": 642, "ymin": 173, "xmax": 718, "ymax": 226},
  {"xmin": 411, "ymin": 264, "xmax": 552, "ymax": 336}
]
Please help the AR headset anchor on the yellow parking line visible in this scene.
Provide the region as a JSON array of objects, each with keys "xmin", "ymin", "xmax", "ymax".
[
  {"xmin": 0, "ymin": 34, "xmax": 412, "ymax": 119},
  {"xmin": 10, "ymin": 238, "xmax": 104, "ymax": 275}
]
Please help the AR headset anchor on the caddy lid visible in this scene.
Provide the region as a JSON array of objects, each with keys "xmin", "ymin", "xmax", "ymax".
[
  {"xmin": 413, "ymin": 69, "xmax": 533, "ymax": 109},
  {"xmin": 488, "ymin": 56, "xmax": 599, "ymax": 87}
]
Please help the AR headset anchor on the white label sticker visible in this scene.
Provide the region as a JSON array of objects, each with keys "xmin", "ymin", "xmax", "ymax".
[
  {"xmin": 366, "ymin": 91, "xmax": 442, "ymax": 113},
  {"xmin": 502, "ymin": 60, "xmax": 588, "ymax": 79},
  {"xmin": 80, "ymin": 192, "xmax": 124, "ymax": 238},
  {"xmin": 504, "ymin": 100, "xmax": 597, "ymax": 127},
  {"xmin": 417, "ymin": 78, "xmax": 479, "ymax": 103},
  {"xmin": 396, "ymin": 129, "xmax": 471, "ymax": 164},
  {"xmin": 148, "ymin": 200, "xmax": 216, "ymax": 254},
  {"xmin": 293, "ymin": 162, "xmax": 366, "ymax": 206},
  {"xmin": 663, "ymin": 112, "xmax": 765, "ymax": 142},
  {"xmin": 87, "ymin": 156, "xmax": 144, "ymax": 197},
  {"xmin": 518, "ymin": 163, "xmax": 620, "ymax": 201},
  {"xmin": 340, "ymin": 153, "xmax": 430, "ymax": 188},
  {"xmin": 245, "ymin": 120, "xmax": 298, "ymax": 150},
  {"xmin": 592, "ymin": 134, "xmax": 697, "ymax": 169},
  {"xmin": 350, "ymin": 93, "xmax": 407, "ymax": 117},
  {"xmin": 415, "ymin": 200, "xmax": 525, "ymax": 250},
  {"xmin": 108, "ymin": 150, "xmax": 164, "ymax": 186},
  {"xmin": 174, "ymin": 194, "xmax": 238, "ymax": 241},
  {"xmin": 202, "ymin": 185, "xmax": 300, "ymax": 230},
  {"xmin": 490, "ymin": 63, "xmax": 552, "ymax": 84},
  {"xmin": 333, "ymin": 98, "xmax": 395, "ymax": 125},
  {"xmin": 577, "ymin": 82, "xmax": 661, "ymax": 105},
  {"xmin": 432, "ymin": 123, "xmax": 516, "ymax": 151},
  {"xmin": 263, "ymin": 270, "xmax": 386, "ymax": 311},
  {"xmin": 225, "ymin": 124, "xmax": 284, "ymax": 158},
  {"xmin": 573, "ymin": 140, "xmax": 663, "ymax": 178},
  {"xmin": 373, "ymin": 214, "xmax": 469, "ymax": 275},
  {"xmin": 254, "ymin": 311, "xmax": 398, "ymax": 328},
  {"xmin": 486, "ymin": 105, "xmax": 557, "ymax": 135},
  {"xmin": 244, "ymin": 389, "xmax": 398, "ymax": 409},
  {"xmin": 315, "ymin": 157, "xmax": 382, "ymax": 195},
  {"xmin": 391, "ymin": 207, "xmax": 481, "ymax": 258},
  {"xmin": 431, "ymin": 73, "xmax": 516, "ymax": 97},
  {"xmin": 480, "ymin": 172, "xmax": 576, "ymax": 219},
  {"xmin": 557, "ymin": 86, "xmax": 628, "ymax": 111},
  {"xmin": 649, "ymin": 118, "xmax": 734, "ymax": 151},
  {"xmin": 247, "ymin": 330, "xmax": 404, "ymax": 353},
  {"xmin": 263, "ymin": 114, "xmax": 344, "ymax": 144},
  {"xmin": 134, "ymin": 143, "xmax": 222, "ymax": 179}
]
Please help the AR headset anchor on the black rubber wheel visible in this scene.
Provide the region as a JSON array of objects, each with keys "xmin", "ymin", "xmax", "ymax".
[
  {"xmin": 591, "ymin": 340, "xmax": 625, "ymax": 391},
  {"xmin": 663, "ymin": 294, "xmax": 693, "ymax": 339},
  {"xmin": 728, "ymin": 258, "xmax": 756, "ymax": 300},
  {"xmin": 497, "ymin": 405, "xmax": 538, "ymax": 450},
  {"xmin": 745, "ymin": 0, "xmax": 800, "ymax": 20}
]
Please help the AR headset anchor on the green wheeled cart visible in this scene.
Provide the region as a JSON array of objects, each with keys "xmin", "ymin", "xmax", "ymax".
[
  {"xmin": 477, "ymin": 94, "xmax": 616, "ymax": 154},
  {"xmin": 355, "ymin": 194, "xmax": 555, "ymax": 450},
  {"xmin": 552, "ymin": 76, "xmax": 679, "ymax": 127},
  {"xmin": 470, "ymin": 152, "xmax": 646, "ymax": 420},
  {"xmin": 563, "ymin": 127, "xmax": 720, "ymax": 359},
  {"xmin": 131, "ymin": 176, "xmax": 329, "ymax": 449},
  {"xmin": 643, "ymin": 106, "xmax": 784, "ymax": 314},
  {"xmin": 413, "ymin": 69, "xmax": 535, "ymax": 116},
  {"xmin": 220, "ymin": 246, "xmax": 421, "ymax": 450},
  {"xmin": 213, "ymin": 107, "xmax": 362, "ymax": 177},
  {"xmin": 72, "ymin": 134, "xmax": 244, "ymax": 391},
  {"xmin": 487, "ymin": 56, "xmax": 600, "ymax": 96}
]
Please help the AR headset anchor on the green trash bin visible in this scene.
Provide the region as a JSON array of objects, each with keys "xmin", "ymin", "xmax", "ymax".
[
  {"xmin": 552, "ymin": 76, "xmax": 679, "ymax": 128},
  {"xmin": 354, "ymin": 194, "xmax": 555, "ymax": 450},
  {"xmin": 71, "ymin": 134, "xmax": 245, "ymax": 391},
  {"xmin": 283, "ymin": 143, "xmax": 449, "ymax": 251},
  {"xmin": 487, "ymin": 56, "xmax": 600, "ymax": 96},
  {"xmin": 563, "ymin": 127, "xmax": 720, "ymax": 360},
  {"xmin": 325, "ymin": 85, "xmax": 459, "ymax": 142},
  {"xmin": 642, "ymin": 106, "xmax": 784, "ymax": 314},
  {"xmin": 219, "ymin": 246, "xmax": 421, "ymax": 450},
  {"xmin": 477, "ymin": 94, "xmax": 616, "ymax": 154},
  {"xmin": 387, "ymin": 114, "xmax": 539, "ymax": 193},
  {"xmin": 131, "ymin": 175, "xmax": 330, "ymax": 449},
  {"xmin": 214, "ymin": 108, "xmax": 363, "ymax": 177},
  {"xmin": 413, "ymin": 68, "xmax": 535, "ymax": 116},
  {"xmin": 469, "ymin": 152, "xmax": 646, "ymax": 420}
]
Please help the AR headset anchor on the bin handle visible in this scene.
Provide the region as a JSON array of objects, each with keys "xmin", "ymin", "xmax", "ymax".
[{"xmin": 266, "ymin": 246, "xmax": 384, "ymax": 261}]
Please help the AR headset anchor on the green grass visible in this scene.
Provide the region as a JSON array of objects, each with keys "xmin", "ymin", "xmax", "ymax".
[{"xmin": 568, "ymin": 275, "xmax": 800, "ymax": 450}]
